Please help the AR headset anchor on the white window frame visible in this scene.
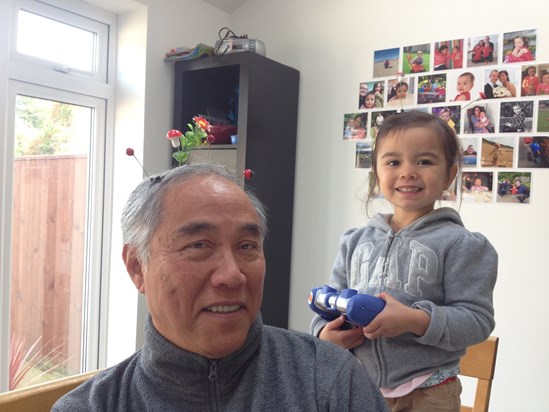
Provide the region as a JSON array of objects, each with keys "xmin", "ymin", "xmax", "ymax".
[
  {"xmin": 0, "ymin": 0, "xmax": 116, "ymax": 392},
  {"xmin": 10, "ymin": 0, "xmax": 110, "ymax": 83}
]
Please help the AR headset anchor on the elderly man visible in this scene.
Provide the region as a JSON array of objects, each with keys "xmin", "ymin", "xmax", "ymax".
[{"xmin": 53, "ymin": 163, "xmax": 387, "ymax": 411}]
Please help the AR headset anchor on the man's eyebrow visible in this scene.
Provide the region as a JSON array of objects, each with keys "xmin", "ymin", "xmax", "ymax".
[{"xmin": 174, "ymin": 221, "xmax": 263, "ymax": 237}]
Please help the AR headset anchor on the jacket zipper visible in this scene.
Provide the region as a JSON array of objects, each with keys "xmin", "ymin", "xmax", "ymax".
[{"xmin": 209, "ymin": 361, "xmax": 218, "ymax": 412}]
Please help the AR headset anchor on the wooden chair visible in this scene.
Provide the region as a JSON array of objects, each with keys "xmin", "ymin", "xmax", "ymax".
[
  {"xmin": 459, "ymin": 336, "xmax": 499, "ymax": 412},
  {"xmin": 0, "ymin": 369, "xmax": 100, "ymax": 412}
]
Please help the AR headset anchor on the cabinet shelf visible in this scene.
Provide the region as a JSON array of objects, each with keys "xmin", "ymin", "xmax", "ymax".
[{"xmin": 173, "ymin": 52, "xmax": 299, "ymax": 328}]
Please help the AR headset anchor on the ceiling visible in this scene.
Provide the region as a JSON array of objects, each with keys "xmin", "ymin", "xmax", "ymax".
[{"xmin": 201, "ymin": 0, "xmax": 247, "ymax": 13}]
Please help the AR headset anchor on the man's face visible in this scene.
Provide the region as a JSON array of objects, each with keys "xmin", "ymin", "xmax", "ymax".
[
  {"xmin": 125, "ymin": 175, "xmax": 266, "ymax": 359},
  {"xmin": 490, "ymin": 71, "xmax": 499, "ymax": 83}
]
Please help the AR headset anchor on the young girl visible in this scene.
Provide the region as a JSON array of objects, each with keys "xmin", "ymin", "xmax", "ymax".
[
  {"xmin": 360, "ymin": 91, "xmax": 377, "ymax": 109},
  {"xmin": 504, "ymin": 35, "xmax": 534, "ymax": 63},
  {"xmin": 312, "ymin": 111, "xmax": 497, "ymax": 411},
  {"xmin": 536, "ymin": 72, "xmax": 549, "ymax": 95},
  {"xmin": 453, "ymin": 72, "xmax": 475, "ymax": 101},
  {"xmin": 522, "ymin": 66, "xmax": 539, "ymax": 96},
  {"xmin": 450, "ymin": 45, "xmax": 462, "ymax": 69}
]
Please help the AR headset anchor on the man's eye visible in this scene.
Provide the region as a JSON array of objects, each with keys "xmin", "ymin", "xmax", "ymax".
[{"xmin": 240, "ymin": 242, "xmax": 258, "ymax": 251}]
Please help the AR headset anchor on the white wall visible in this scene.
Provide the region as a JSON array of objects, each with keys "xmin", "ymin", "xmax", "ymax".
[
  {"xmin": 226, "ymin": 1, "xmax": 548, "ymax": 411},
  {"xmin": 96, "ymin": 0, "xmax": 547, "ymax": 410}
]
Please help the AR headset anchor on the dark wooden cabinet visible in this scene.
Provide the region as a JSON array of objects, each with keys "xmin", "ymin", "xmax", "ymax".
[{"xmin": 173, "ymin": 52, "xmax": 299, "ymax": 329}]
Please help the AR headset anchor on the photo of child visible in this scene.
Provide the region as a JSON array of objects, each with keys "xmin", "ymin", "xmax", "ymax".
[
  {"xmin": 386, "ymin": 78, "xmax": 415, "ymax": 108},
  {"xmin": 432, "ymin": 105, "xmax": 461, "ymax": 134},
  {"xmin": 499, "ymin": 101, "xmax": 533, "ymax": 133},
  {"xmin": 480, "ymin": 136, "xmax": 515, "ymax": 168},
  {"xmin": 518, "ymin": 137, "xmax": 549, "ymax": 168},
  {"xmin": 343, "ymin": 113, "xmax": 368, "ymax": 140},
  {"xmin": 461, "ymin": 171, "xmax": 493, "ymax": 203},
  {"xmin": 496, "ymin": 172, "xmax": 531, "ymax": 204},
  {"xmin": 461, "ymin": 137, "xmax": 478, "ymax": 167},
  {"xmin": 417, "ymin": 74, "xmax": 446, "ymax": 104},
  {"xmin": 403, "ymin": 44, "xmax": 430, "ymax": 73},
  {"xmin": 373, "ymin": 47, "xmax": 399, "ymax": 77},
  {"xmin": 466, "ymin": 34, "xmax": 497, "ymax": 67},
  {"xmin": 503, "ymin": 30, "xmax": 536, "ymax": 63}
]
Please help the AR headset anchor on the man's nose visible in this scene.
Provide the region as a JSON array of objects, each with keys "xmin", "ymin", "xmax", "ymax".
[{"xmin": 210, "ymin": 249, "xmax": 246, "ymax": 288}]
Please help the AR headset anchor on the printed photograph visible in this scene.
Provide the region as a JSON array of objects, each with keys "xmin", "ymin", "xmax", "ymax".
[
  {"xmin": 464, "ymin": 103, "xmax": 497, "ymax": 134},
  {"xmin": 433, "ymin": 39, "xmax": 464, "ymax": 71},
  {"xmin": 519, "ymin": 63, "xmax": 549, "ymax": 97},
  {"xmin": 387, "ymin": 77, "xmax": 416, "ymax": 108},
  {"xmin": 432, "ymin": 105, "xmax": 461, "ymax": 134},
  {"xmin": 503, "ymin": 29, "xmax": 536, "ymax": 64},
  {"xmin": 518, "ymin": 137, "xmax": 549, "ymax": 168},
  {"xmin": 480, "ymin": 136, "xmax": 515, "ymax": 168},
  {"xmin": 461, "ymin": 171, "xmax": 494, "ymax": 203},
  {"xmin": 460, "ymin": 137, "xmax": 478, "ymax": 167},
  {"xmin": 537, "ymin": 99, "xmax": 549, "ymax": 131},
  {"xmin": 496, "ymin": 171, "xmax": 531, "ymax": 204},
  {"xmin": 483, "ymin": 67, "xmax": 520, "ymax": 99},
  {"xmin": 466, "ymin": 34, "xmax": 498, "ymax": 67},
  {"xmin": 417, "ymin": 74, "xmax": 446, "ymax": 104},
  {"xmin": 499, "ymin": 100, "xmax": 533, "ymax": 133},
  {"xmin": 370, "ymin": 110, "xmax": 398, "ymax": 140},
  {"xmin": 447, "ymin": 69, "xmax": 483, "ymax": 102},
  {"xmin": 403, "ymin": 43, "xmax": 430, "ymax": 74},
  {"xmin": 373, "ymin": 48, "xmax": 400, "ymax": 78},
  {"xmin": 343, "ymin": 112, "xmax": 368, "ymax": 140},
  {"xmin": 355, "ymin": 141, "xmax": 373, "ymax": 169},
  {"xmin": 358, "ymin": 81, "xmax": 385, "ymax": 109}
]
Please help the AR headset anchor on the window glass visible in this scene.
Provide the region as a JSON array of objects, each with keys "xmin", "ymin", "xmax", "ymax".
[
  {"xmin": 17, "ymin": 10, "xmax": 96, "ymax": 72},
  {"xmin": 9, "ymin": 95, "xmax": 92, "ymax": 389}
]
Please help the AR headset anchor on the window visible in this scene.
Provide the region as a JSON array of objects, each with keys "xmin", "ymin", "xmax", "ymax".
[
  {"xmin": 11, "ymin": 0, "xmax": 110, "ymax": 82},
  {"xmin": 0, "ymin": 0, "xmax": 115, "ymax": 392}
]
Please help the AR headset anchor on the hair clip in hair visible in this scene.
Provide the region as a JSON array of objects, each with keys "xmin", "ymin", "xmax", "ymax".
[
  {"xmin": 242, "ymin": 169, "xmax": 254, "ymax": 180},
  {"xmin": 126, "ymin": 147, "xmax": 161, "ymax": 182}
]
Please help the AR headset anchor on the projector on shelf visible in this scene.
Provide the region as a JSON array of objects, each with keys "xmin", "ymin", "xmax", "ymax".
[{"xmin": 215, "ymin": 37, "xmax": 266, "ymax": 56}]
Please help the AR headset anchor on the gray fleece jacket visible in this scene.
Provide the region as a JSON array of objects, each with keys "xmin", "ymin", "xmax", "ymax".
[
  {"xmin": 53, "ymin": 315, "xmax": 388, "ymax": 411},
  {"xmin": 311, "ymin": 207, "xmax": 497, "ymax": 389}
]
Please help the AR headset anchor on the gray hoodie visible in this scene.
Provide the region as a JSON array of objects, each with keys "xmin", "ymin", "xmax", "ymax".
[{"xmin": 311, "ymin": 207, "xmax": 497, "ymax": 389}]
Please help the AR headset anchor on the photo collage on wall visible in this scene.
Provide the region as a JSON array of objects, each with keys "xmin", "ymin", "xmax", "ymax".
[{"xmin": 347, "ymin": 29, "xmax": 546, "ymax": 205}]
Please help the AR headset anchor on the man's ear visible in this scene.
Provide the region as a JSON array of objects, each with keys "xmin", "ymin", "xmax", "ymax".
[
  {"xmin": 446, "ymin": 164, "xmax": 458, "ymax": 189},
  {"xmin": 123, "ymin": 244, "xmax": 145, "ymax": 294}
]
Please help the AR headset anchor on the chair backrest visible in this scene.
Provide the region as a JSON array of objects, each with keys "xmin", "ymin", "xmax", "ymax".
[
  {"xmin": 459, "ymin": 336, "xmax": 499, "ymax": 412},
  {"xmin": 0, "ymin": 369, "xmax": 100, "ymax": 412}
]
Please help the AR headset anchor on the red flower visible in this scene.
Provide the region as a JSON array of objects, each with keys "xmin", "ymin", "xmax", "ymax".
[
  {"xmin": 206, "ymin": 135, "xmax": 216, "ymax": 144},
  {"xmin": 192, "ymin": 116, "xmax": 211, "ymax": 132},
  {"xmin": 125, "ymin": 147, "xmax": 135, "ymax": 156}
]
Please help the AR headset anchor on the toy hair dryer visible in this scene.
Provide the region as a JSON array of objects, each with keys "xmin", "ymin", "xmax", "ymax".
[{"xmin": 308, "ymin": 285, "xmax": 385, "ymax": 326}]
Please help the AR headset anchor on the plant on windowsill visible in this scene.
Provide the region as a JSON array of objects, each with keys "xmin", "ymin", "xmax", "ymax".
[{"xmin": 166, "ymin": 116, "xmax": 215, "ymax": 166}]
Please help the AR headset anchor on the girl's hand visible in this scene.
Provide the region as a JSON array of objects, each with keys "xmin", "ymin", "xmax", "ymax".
[
  {"xmin": 319, "ymin": 315, "xmax": 365, "ymax": 349},
  {"xmin": 362, "ymin": 292, "xmax": 430, "ymax": 340}
]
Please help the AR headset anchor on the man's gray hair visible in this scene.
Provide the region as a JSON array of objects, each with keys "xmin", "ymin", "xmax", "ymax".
[{"xmin": 121, "ymin": 163, "xmax": 267, "ymax": 264}]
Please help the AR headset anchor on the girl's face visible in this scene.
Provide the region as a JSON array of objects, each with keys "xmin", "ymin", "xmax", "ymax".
[
  {"xmin": 513, "ymin": 105, "xmax": 522, "ymax": 114},
  {"xmin": 542, "ymin": 74, "xmax": 549, "ymax": 84},
  {"xmin": 499, "ymin": 72, "xmax": 508, "ymax": 82},
  {"xmin": 457, "ymin": 76, "xmax": 473, "ymax": 93},
  {"xmin": 439, "ymin": 111, "xmax": 451, "ymax": 122},
  {"xmin": 375, "ymin": 127, "xmax": 456, "ymax": 225},
  {"xmin": 514, "ymin": 37, "xmax": 524, "ymax": 48},
  {"xmin": 527, "ymin": 68, "xmax": 536, "ymax": 76},
  {"xmin": 374, "ymin": 83, "xmax": 382, "ymax": 93},
  {"xmin": 365, "ymin": 94, "xmax": 376, "ymax": 108},
  {"xmin": 396, "ymin": 85, "xmax": 408, "ymax": 99},
  {"xmin": 474, "ymin": 107, "xmax": 481, "ymax": 115},
  {"xmin": 474, "ymin": 178, "xmax": 482, "ymax": 186}
]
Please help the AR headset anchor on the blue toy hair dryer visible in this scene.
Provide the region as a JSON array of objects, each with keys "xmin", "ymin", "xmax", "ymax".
[{"xmin": 308, "ymin": 285, "xmax": 385, "ymax": 326}]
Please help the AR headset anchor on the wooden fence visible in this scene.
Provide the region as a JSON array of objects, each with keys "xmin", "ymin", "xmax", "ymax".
[{"xmin": 11, "ymin": 155, "xmax": 87, "ymax": 377}]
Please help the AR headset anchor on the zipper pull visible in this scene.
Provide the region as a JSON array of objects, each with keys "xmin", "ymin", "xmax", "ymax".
[{"xmin": 209, "ymin": 361, "xmax": 218, "ymax": 381}]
